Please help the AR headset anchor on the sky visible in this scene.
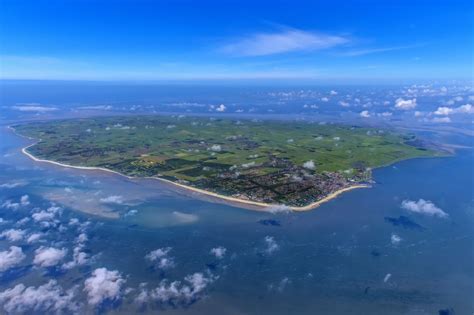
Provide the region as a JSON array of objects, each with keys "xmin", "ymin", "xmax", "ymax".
[{"xmin": 0, "ymin": 0, "xmax": 472, "ymax": 82}]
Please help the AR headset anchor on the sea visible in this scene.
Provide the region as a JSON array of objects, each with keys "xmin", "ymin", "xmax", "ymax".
[{"xmin": 0, "ymin": 81, "xmax": 472, "ymax": 314}]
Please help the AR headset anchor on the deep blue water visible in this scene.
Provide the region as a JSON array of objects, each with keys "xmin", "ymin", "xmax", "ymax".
[{"xmin": 0, "ymin": 83, "xmax": 472, "ymax": 314}]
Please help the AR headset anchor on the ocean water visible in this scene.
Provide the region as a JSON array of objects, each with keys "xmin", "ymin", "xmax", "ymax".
[{"xmin": 0, "ymin": 83, "xmax": 473, "ymax": 314}]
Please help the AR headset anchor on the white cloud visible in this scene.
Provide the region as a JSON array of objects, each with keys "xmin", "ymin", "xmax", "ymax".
[
  {"xmin": 31, "ymin": 206, "xmax": 62, "ymax": 229},
  {"xmin": 135, "ymin": 272, "xmax": 216, "ymax": 307},
  {"xmin": 11, "ymin": 105, "xmax": 58, "ymax": 112},
  {"xmin": 0, "ymin": 181, "xmax": 27, "ymax": 189},
  {"xmin": 0, "ymin": 229, "xmax": 26, "ymax": 242},
  {"xmin": 32, "ymin": 211, "xmax": 55, "ymax": 222},
  {"xmin": 210, "ymin": 246, "xmax": 227, "ymax": 259},
  {"xmin": 329, "ymin": 90, "xmax": 338, "ymax": 96},
  {"xmin": 267, "ymin": 204, "xmax": 292, "ymax": 214},
  {"xmin": 220, "ymin": 28, "xmax": 348, "ymax": 56},
  {"xmin": 124, "ymin": 209, "xmax": 138, "ymax": 218},
  {"xmin": 145, "ymin": 247, "xmax": 171, "ymax": 261},
  {"xmin": 434, "ymin": 104, "xmax": 474, "ymax": 116},
  {"xmin": 15, "ymin": 217, "xmax": 30, "ymax": 226},
  {"xmin": 0, "ymin": 280, "xmax": 79, "ymax": 314},
  {"xmin": 434, "ymin": 106, "xmax": 453, "ymax": 115},
  {"xmin": 303, "ymin": 160, "xmax": 316, "ymax": 170},
  {"xmin": 264, "ymin": 236, "xmax": 279, "ymax": 254},
  {"xmin": 359, "ymin": 110, "xmax": 370, "ymax": 118},
  {"xmin": 383, "ymin": 273, "xmax": 392, "ymax": 283},
  {"xmin": 145, "ymin": 247, "xmax": 175, "ymax": 270},
  {"xmin": 457, "ymin": 104, "xmax": 474, "ymax": 113},
  {"xmin": 0, "ymin": 246, "xmax": 26, "ymax": 272},
  {"xmin": 63, "ymin": 233, "xmax": 89, "ymax": 270},
  {"xmin": 99, "ymin": 195, "xmax": 124, "ymax": 204},
  {"xmin": 26, "ymin": 233, "xmax": 43, "ymax": 244},
  {"xmin": 395, "ymin": 98, "xmax": 417, "ymax": 110},
  {"xmin": 1, "ymin": 200, "xmax": 20, "ymax": 210},
  {"xmin": 62, "ymin": 246, "xmax": 89, "ymax": 270},
  {"xmin": 33, "ymin": 246, "xmax": 67, "ymax": 267},
  {"xmin": 339, "ymin": 101, "xmax": 350, "ymax": 107},
  {"xmin": 390, "ymin": 234, "xmax": 402, "ymax": 245},
  {"xmin": 2, "ymin": 195, "xmax": 30, "ymax": 210},
  {"xmin": 20, "ymin": 195, "xmax": 29, "ymax": 206},
  {"xmin": 216, "ymin": 104, "xmax": 226, "ymax": 112},
  {"xmin": 401, "ymin": 199, "xmax": 448, "ymax": 218},
  {"xmin": 84, "ymin": 268, "xmax": 126, "ymax": 306}
]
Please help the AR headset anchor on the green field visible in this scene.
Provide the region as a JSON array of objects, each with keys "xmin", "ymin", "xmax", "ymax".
[{"xmin": 14, "ymin": 115, "xmax": 441, "ymax": 207}]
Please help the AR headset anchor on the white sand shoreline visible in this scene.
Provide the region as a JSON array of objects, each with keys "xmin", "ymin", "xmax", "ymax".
[{"xmin": 20, "ymin": 140, "xmax": 369, "ymax": 212}]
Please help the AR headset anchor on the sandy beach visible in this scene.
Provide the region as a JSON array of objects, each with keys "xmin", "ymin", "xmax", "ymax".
[{"xmin": 20, "ymin": 142, "xmax": 368, "ymax": 212}]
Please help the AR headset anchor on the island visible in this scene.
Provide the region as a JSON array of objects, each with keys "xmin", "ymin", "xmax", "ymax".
[{"xmin": 13, "ymin": 115, "xmax": 443, "ymax": 210}]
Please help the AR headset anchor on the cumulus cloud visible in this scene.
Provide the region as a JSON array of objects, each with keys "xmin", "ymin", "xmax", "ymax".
[
  {"xmin": 390, "ymin": 234, "xmax": 402, "ymax": 245},
  {"xmin": 145, "ymin": 247, "xmax": 175, "ymax": 270},
  {"xmin": 99, "ymin": 195, "xmax": 124, "ymax": 204},
  {"xmin": 31, "ymin": 206, "xmax": 62, "ymax": 228},
  {"xmin": 302, "ymin": 160, "xmax": 315, "ymax": 170},
  {"xmin": 15, "ymin": 217, "xmax": 30, "ymax": 227},
  {"xmin": 359, "ymin": 110, "xmax": 370, "ymax": 118},
  {"xmin": 63, "ymin": 233, "xmax": 90, "ymax": 270},
  {"xmin": 26, "ymin": 233, "xmax": 43, "ymax": 244},
  {"xmin": 135, "ymin": 272, "xmax": 216, "ymax": 307},
  {"xmin": 1, "ymin": 200, "xmax": 20, "ymax": 210},
  {"xmin": 84, "ymin": 268, "xmax": 126, "ymax": 306},
  {"xmin": 216, "ymin": 104, "xmax": 226, "ymax": 112},
  {"xmin": 210, "ymin": 246, "xmax": 227, "ymax": 259},
  {"xmin": 32, "ymin": 211, "xmax": 55, "ymax": 222},
  {"xmin": 0, "ymin": 246, "xmax": 26, "ymax": 272},
  {"xmin": 0, "ymin": 280, "xmax": 80, "ymax": 314},
  {"xmin": 434, "ymin": 107, "xmax": 453, "ymax": 116},
  {"xmin": 395, "ymin": 98, "xmax": 417, "ymax": 110},
  {"xmin": 434, "ymin": 104, "xmax": 474, "ymax": 115},
  {"xmin": 401, "ymin": 199, "xmax": 448, "ymax": 218},
  {"xmin": 33, "ymin": 246, "xmax": 67, "ymax": 267},
  {"xmin": 220, "ymin": 28, "xmax": 348, "ymax": 56},
  {"xmin": 20, "ymin": 195, "xmax": 30, "ymax": 206},
  {"xmin": 0, "ymin": 229, "xmax": 26, "ymax": 242},
  {"xmin": 264, "ymin": 236, "xmax": 279, "ymax": 254}
]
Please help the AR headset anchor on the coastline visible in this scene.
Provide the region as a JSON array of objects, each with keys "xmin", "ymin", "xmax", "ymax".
[{"xmin": 20, "ymin": 141, "xmax": 369, "ymax": 212}]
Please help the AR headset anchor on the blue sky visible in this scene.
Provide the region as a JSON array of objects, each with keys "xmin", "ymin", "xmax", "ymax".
[{"xmin": 0, "ymin": 0, "xmax": 472, "ymax": 82}]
